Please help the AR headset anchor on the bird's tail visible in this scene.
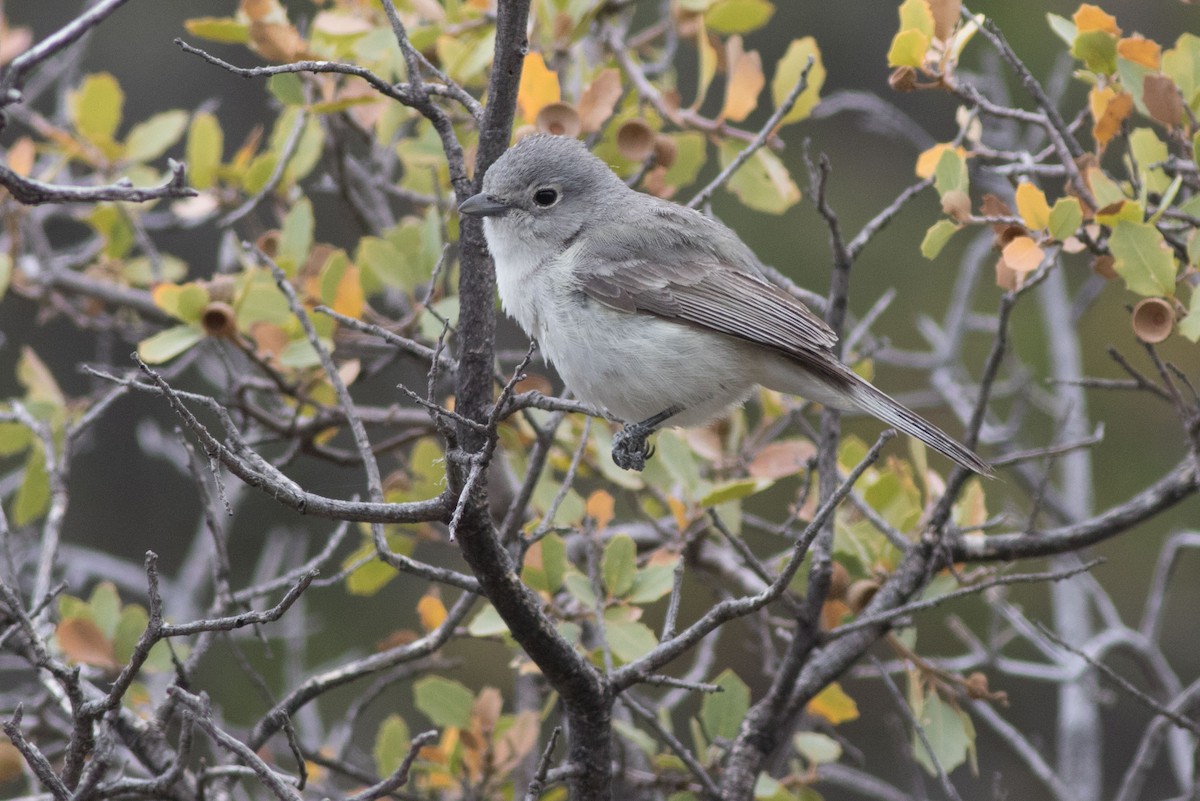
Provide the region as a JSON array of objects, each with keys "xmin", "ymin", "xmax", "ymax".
[{"xmin": 842, "ymin": 372, "xmax": 993, "ymax": 476}]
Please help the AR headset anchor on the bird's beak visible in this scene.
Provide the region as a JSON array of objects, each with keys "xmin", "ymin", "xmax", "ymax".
[{"xmin": 458, "ymin": 193, "xmax": 510, "ymax": 218}]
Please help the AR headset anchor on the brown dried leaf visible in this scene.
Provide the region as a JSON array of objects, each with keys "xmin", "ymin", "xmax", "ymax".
[
  {"xmin": 471, "ymin": 687, "xmax": 502, "ymax": 734},
  {"xmin": 720, "ymin": 35, "xmax": 764, "ymax": 123},
  {"xmin": 57, "ymin": 617, "xmax": 117, "ymax": 670},
  {"xmin": 980, "ymin": 193, "xmax": 1014, "ymax": 234},
  {"xmin": 494, "ymin": 710, "xmax": 540, "ymax": 773},
  {"xmin": 941, "ymin": 189, "xmax": 972, "ymax": 222},
  {"xmin": 577, "ymin": 68, "xmax": 622, "ymax": 133},
  {"xmin": 1143, "ymin": 74, "xmax": 1184, "ymax": 128},
  {"xmin": 995, "ymin": 256, "xmax": 1019, "ymax": 292},
  {"xmin": 747, "ymin": 439, "xmax": 816, "ymax": 479},
  {"xmin": 927, "ymin": 0, "xmax": 962, "ymax": 41}
]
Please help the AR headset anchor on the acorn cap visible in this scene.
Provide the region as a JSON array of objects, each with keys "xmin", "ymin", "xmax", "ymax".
[
  {"xmin": 616, "ymin": 119, "xmax": 656, "ymax": 161},
  {"xmin": 652, "ymin": 134, "xmax": 678, "ymax": 169},
  {"xmin": 535, "ymin": 102, "xmax": 582, "ymax": 138},
  {"xmin": 1132, "ymin": 297, "xmax": 1174, "ymax": 344},
  {"xmin": 201, "ymin": 302, "xmax": 238, "ymax": 339}
]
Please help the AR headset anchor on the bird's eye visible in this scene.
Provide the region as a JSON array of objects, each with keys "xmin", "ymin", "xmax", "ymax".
[{"xmin": 533, "ymin": 188, "xmax": 559, "ymax": 207}]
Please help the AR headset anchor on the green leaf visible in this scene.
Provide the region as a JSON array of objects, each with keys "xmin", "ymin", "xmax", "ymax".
[
  {"xmin": 652, "ymin": 429, "xmax": 703, "ymax": 497},
  {"xmin": 793, "ymin": 731, "xmax": 843, "ymax": 766},
  {"xmin": 1046, "ymin": 13, "xmax": 1077, "ymax": 47},
  {"xmin": 1163, "ymin": 33, "xmax": 1200, "ymax": 113},
  {"xmin": 704, "ymin": 0, "xmax": 774, "ymax": 35},
  {"xmin": 603, "ymin": 614, "xmax": 659, "ymax": 663},
  {"xmin": 467, "ymin": 603, "xmax": 509, "ymax": 637},
  {"xmin": 888, "ymin": 28, "xmax": 929, "ymax": 69},
  {"xmin": 1047, "ymin": 197, "xmax": 1083, "ymax": 242},
  {"xmin": 1109, "ymin": 221, "xmax": 1178, "ymax": 297},
  {"xmin": 1072, "ymin": 30, "xmax": 1118, "ymax": 75},
  {"xmin": 113, "ymin": 604, "xmax": 147, "ymax": 663},
  {"xmin": 700, "ymin": 477, "xmax": 773, "ymax": 506},
  {"xmin": 278, "ymin": 338, "xmax": 325, "ymax": 369},
  {"xmin": 69, "ymin": 73, "xmax": 123, "ymax": 146},
  {"xmin": 269, "ymin": 73, "xmax": 306, "ymax": 106},
  {"xmin": 921, "ymin": 220, "xmax": 960, "ymax": 260},
  {"xmin": 125, "ymin": 254, "xmax": 188, "ymax": 287},
  {"xmin": 911, "ymin": 692, "xmax": 975, "ymax": 776},
  {"xmin": 717, "ymin": 140, "xmax": 802, "ymax": 214},
  {"xmin": 137, "ymin": 325, "xmax": 204, "ymax": 364},
  {"xmin": 1179, "ymin": 289, "xmax": 1200, "ymax": 342},
  {"xmin": 602, "ymin": 534, "xmax": 638, "ymax": 597},
  {"xmin": 184, "ymin": 17, "xmax": 250, "ymax": 44},
  {"xmin": 236, "ymin": 269, "xmax": 291, "ymax": 326},
  {"xmin": 89, "ymin": 582, "xmax": 122, "ymax": 639},
  {"xmin": 13, "ymin": 444, "xmax": 50, "ymax": 526},
  {"xmin": 1127, "ymin": 128, "xmax": 1170, "ymax": 196},
  {"xmin": 614, "ymin": 719, "xmax": 660, "ymax": 756},
  {"xmin": 771, "ymin": 37, "xmax": 824, "ymax": 127},
  {"xmin": 0, "ymin": 420, "xmax": 31, "ymax": 457},
  {"xmin": 701, "ymin": 669, "xmax": 750, "ymax": 740},
  {"xmin": 563, "ymin": 571, "xmax": 598, "ymax": 608},
  {"xmin": 0, "ymin": 252, "xmax": 11, "ymax": 301},
  {"xmin": 278, "ymin": 197, "xmax": 314, "ymax": 276},
  {"xmin": 539, "ymin": 533, "xmax": 567, "ymax": 593},
  {"xmin": 413, "ymin": 676, "xmax": 474, "ymax": 728},
  {"xmin": 626, "ymin": 561, "xmax": 679, "ymax": 604},
  {"xmin": 88, "ymin": 205, "xmax": 134, "ymax": 259},
  {"xmin": 373, "ymin": 714, "xmax": 411, "ymax": 778},
  {"xmin": 124, "ymin": 110, "xmax": 188, "ymax": 164},
  {"xmin": 186, "ymin": 112, "xmax": 223, "ymax": 190},
  {"xmin": 933, "ymin": 147, "xmax": 968, "ymax": 196}
]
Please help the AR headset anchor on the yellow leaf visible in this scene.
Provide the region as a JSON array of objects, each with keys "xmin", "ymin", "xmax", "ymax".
[
  {"xmin": 1073, "ymin": 4, "xmax": 1121, "ymax": 36},
  {"xmin": 332, "ymin": 263, "xmax": 364, "ymax": 319},
  {"xmin": 666, "ymin": 495, "xmax": 689, "ymax": 532},
  {"xmin": 887, "ymin": 28, "xmax": 930, "ymax": 69},
  {"xmin": 1002, "ymin": 236, "xmax": 1045, "ymax": 274},
  {"xmin": 1117, "ymin": 35, "xmax": 1161, "ymax": 69},
  {"xmin": 1014, "ymin": 182, "xmax": 1051, "ymax": 230},
  {"xmin": 417, "ymin": 592, "xmax": 447, "ymax": 632},
  {"xmin": 915, "ymin": 143, "xmax": 965, "ymax": 179},
  {"xmin": 807, "ymin": 682, "xmax": 859, "ymax": 725},
  {"xmin": 1089, "ymin": 86, "xmax": 1133, "ymax": 149},
  {"xmin": 720, "ymin": 35, "xmax": 764, "ymax": 123},
  {"xmin": 586, "ymin": 490, "xmax": 615, "ymax": 530},
  {"xmin": 516, "ymin": 52, "xmax": 560, "ymax": 122}
]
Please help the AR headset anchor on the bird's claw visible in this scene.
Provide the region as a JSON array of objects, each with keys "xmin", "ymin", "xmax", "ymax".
[{"xmin": 612, "ymin": 423, "xmax": 655, "ymax": 471}]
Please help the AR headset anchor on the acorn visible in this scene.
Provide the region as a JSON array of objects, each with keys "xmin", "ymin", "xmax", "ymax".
[
  {"xmin": 1132, "ymin": 297, "xmax": 1174, "ymax": 344},
  {"xmin": 827, "ymin": 561, "xmax": 850, "ymax": 601},
  {"xmin": 535, "ymin": 102, "xmax": 582, "ymax": 138},
  {"xmin": 616, "ymin": 119, "xmax": 656, "ymax": 162}
]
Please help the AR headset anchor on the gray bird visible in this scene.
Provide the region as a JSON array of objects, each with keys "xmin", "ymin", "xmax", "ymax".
[{"xmin": 459, "ymin": 134, "xmax": 990, "ymax": 475}]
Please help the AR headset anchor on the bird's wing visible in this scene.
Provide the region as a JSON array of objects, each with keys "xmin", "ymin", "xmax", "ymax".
[{"xmin": 575, "ymin": 203, "xmax": 839, "ymax": 360}]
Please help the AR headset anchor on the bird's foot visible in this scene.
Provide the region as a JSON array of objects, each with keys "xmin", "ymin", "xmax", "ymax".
[{"xmin": 610, "ymin": 405, "xmax": 684, "ymax": 471}]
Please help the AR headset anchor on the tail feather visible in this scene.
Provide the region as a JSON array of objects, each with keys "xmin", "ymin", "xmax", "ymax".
[{"xmin": 844, "ymin": 374, "xmax": 993, "ymax": 476}]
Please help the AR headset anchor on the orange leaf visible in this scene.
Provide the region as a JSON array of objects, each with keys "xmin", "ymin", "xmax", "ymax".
[
  {"xmin": 1117, "ymin": 35, "xmax": 1161, "ymax": 69},
  {"xmin": 586, "ymin": 490, "xmax": 615, "ymax": 530},
  {"xmin": 417, "ymin": 592, "xmax": 448, "ymax": 632},
  {"xmin": 926, "ymin": 0, "xmax": 962, "ymax": 41},
  {"xmin": 666, "ymin": 495, "xmax": 689, "ymax": 532},
  {"xmin": 1001, "ymin": 236, "xmax": 1045, "ymax": 274},
  {"xmin": 807, "ymin": 682, "xmax": 859, "ymax": 724},
  {"xmin": 517, "ymin": 53, "xmax": 560, "ymax": 122},
  {"xmin": 1014, "ymin": 182, "xmax": 1051, "ymax": 230},
  {"xmin": 1089, "ymin": 86, "xmax": 1133, "ymax": 149},
  {"xmin": 57, "ymin": 617, "xmax": 117, "ymax": 670},
  {"xmin": 747, "ymin": 439, "xmax": 816, "ymax": 479},
  {"xmin": 7, "ymin": 137, "xmax": 34, "ymax": 177},
  {"xmin": 720, "ymin": 36, "xmax": 764, "ymax": 123},
  {"xmin": 577, "ymin": 68, "xmax": 622, "ymax": 133},
  {"xmin": 1073, "ymin": 4, "xmax": 1120, "ymax": 36}
]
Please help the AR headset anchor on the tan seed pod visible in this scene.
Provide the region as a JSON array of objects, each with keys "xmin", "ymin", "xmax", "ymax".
[
  {"xmin": 535, "ymin": 102, "xmax": 582, "ymax": 138},
  {"xmin": 846, "ymin": 579, "xmax": 880, "ymax": 613},
  {"xmin": 201, "ymin": 274, "xmax": 237, "ymax": 303},
  {"xmin": 889, "ymin": 66, "xmax": 918, "ymax": 93},
  {"xmin": 652, "ymin": 134, "xmax": 678, "ymax": 169},
  {"xmin": 940, "ymin": 189, "xmax": 971, "ymax": 222},
  {"xmin": 201, "ymin": 302, "xmax": 238, "ymax": 339},
  {"xmin": 1132, "ymin": 297, "xmax": 1174, "ymax": 344},
  {"xmin": 616, "ymin": 119, "xmax": 656, "ymax": 162},
  {"xmin": 964, "ymin": 671, "xmax": 991, "ymax": 699}
]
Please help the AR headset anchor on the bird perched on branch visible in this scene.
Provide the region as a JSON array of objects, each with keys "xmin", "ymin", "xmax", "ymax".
[{"xmin": 460, "ymin": 134, "xmax": 990, "ymax": 476}]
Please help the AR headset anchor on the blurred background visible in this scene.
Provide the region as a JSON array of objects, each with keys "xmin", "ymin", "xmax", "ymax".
[{"xmin": 1, "ymin": 1, "xmax": 1197, "ymax": 798}]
